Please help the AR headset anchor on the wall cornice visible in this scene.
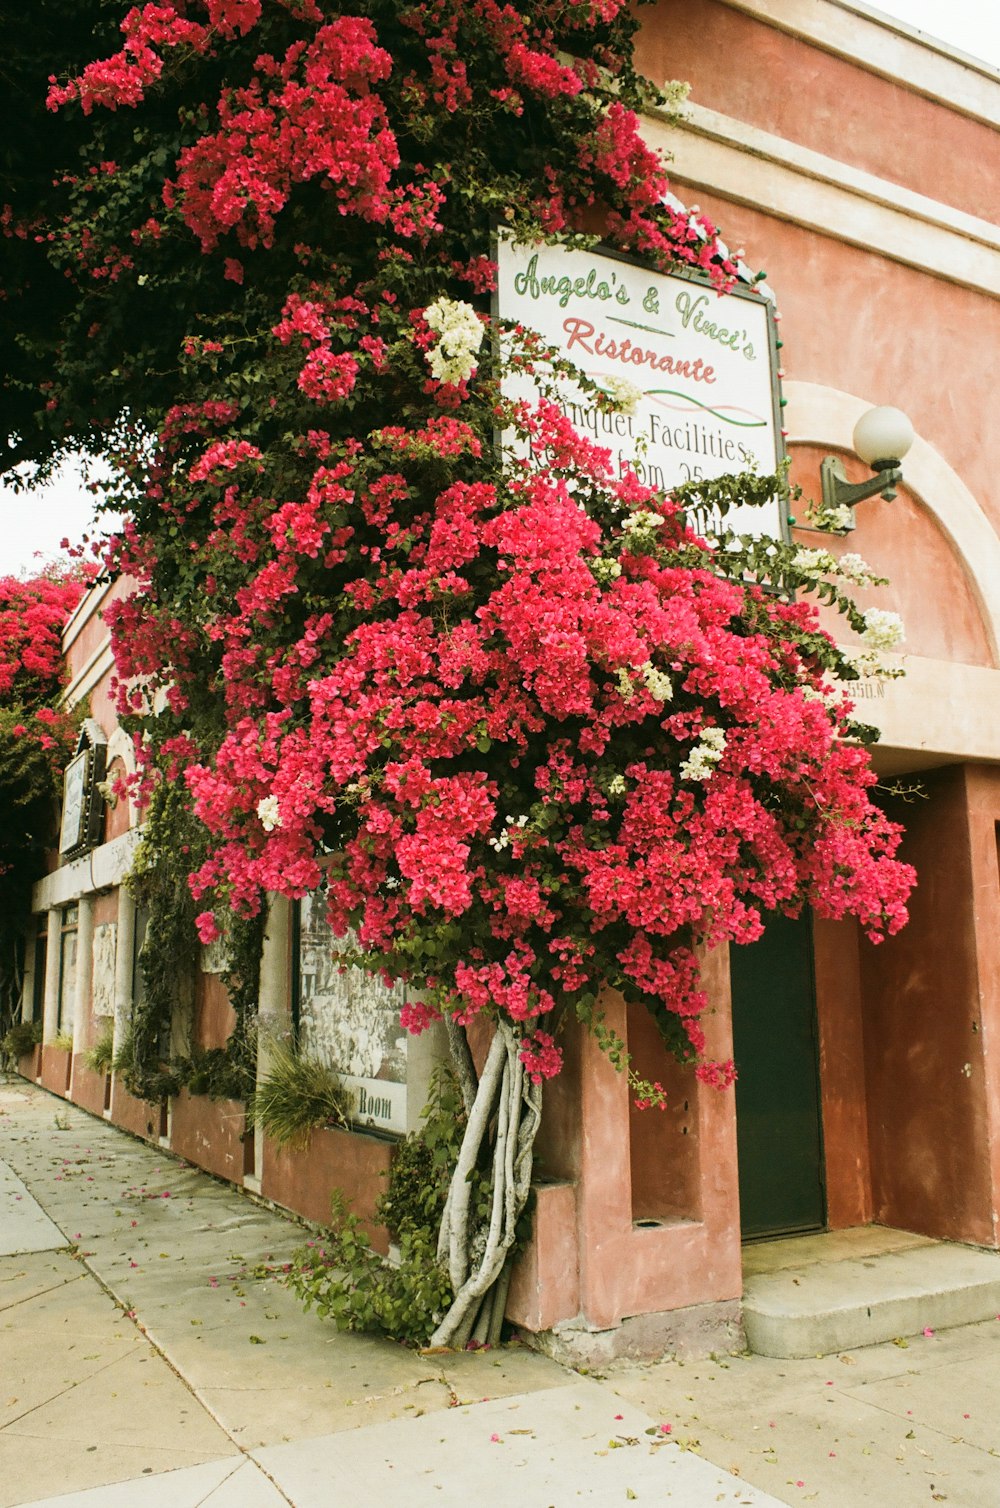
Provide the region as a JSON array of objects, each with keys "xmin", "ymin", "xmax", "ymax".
[
  {"xmin": 721, "ymin": 0, "xmax": 1000, "ymax": 128},
  {"xmin": 32, "ymin": 828, "xmax": 141, "ymax": 911},
  {"xmin": 62, "ymin": 576, "xmax": 115, "ymax": 655},
  {"xmin": 62, "ymin": 641, "xmax": 114, "ymax": 712},
  {"xmin": 643, "ymin": 103, "xmax": 1000, "ymax": 296}
]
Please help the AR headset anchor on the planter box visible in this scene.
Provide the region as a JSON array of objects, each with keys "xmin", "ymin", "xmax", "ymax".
[
  {"xmin": 109, "ymin": 1079, "xmax": 164, "ymax": 1141},
  {"xmin": 16, "ymin": 1045, "xmax": 42, "ymax": 1081},
  {"xmin": 40, "ymin": 1046, "xmax": 72, "ymax": 1095},
  {"xmin": 261, "ymin": 1122, "xmax": 394, "ymax": 1253},
  {"xmin": 70, "ymin": 1058, "xmax": 108, "ymax": 1117},
  {"xmin": 170, "ymin": 1089, "xmax": 247, "ymax": 1184}
]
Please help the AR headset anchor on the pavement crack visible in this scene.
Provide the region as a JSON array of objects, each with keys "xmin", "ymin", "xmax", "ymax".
[
  {"xmin": 855, "ymin": 1392, "xmax": 998, "ymax": 1455},
  {"xmin": 190, "ymin": 1460, "xmax": 254, "ymax": 1507},
  {"xmin": 0, "ymin": 1269, "xmax": 85, "ymax": 1314},
  {"xmin": 1, "ymin": 1343, "xmax": 143, "ymax": 1432}
]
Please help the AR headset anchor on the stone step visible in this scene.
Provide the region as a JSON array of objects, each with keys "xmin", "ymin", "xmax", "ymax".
[{"xmin": 742, "ymin": 1234, "xmax": 1000, "ymax": 1358}]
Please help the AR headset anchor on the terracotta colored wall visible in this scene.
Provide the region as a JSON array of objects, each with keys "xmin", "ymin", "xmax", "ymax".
[
  {"xmin": 65, "ymin": 579, "xmax": 135, "ymax": 679},
  {"xmin": 65, "ymin": 600, "xmax": 110, "ymax": 678},
  {"xmin": 663, "ymin": 193, "xmax": 1000, "ymax": 540},
  {"xmin": 635, "ymin": 0, "xmax": 1000, "ymax": 222},
  {"xmin": 627, "ymin": 1002, "xmax": 702, "ymax": 1224},
  {"xmin": 39, "ymin": 1045, "xmax": 72, "ymax": 1096},
  {"xmin": 529, "ymin": 1004, "xmax": 582, "ymax": 1185},
  {"xmin": 195, "ymin": 973, "xmax": 237, "ymax": 1050},
  {"xmin": 814, "ymin": 917, "xmax": 873, "ymax": 1229},
  {"xmin": 110, "ymin": 1082, "xmax": 164, "ymax": 1142},
  {"xmin": 86, "ymin": 673, "xmax": 120, "ymax": 743},
  {"xmin": 171, "ymin": 1090, "xmax": 247, "ymax": 1184},
  {"xmin": 103, "ymin": 760, "xmax": 133, "ymax": 843},
  {"xmin": 70, "ymin": 1060, "xmax": 108, "ymax": 1118},
  {"xmin": 92, "ymin": 892, "xmax": 118, "ymax": 927},
  {"xmin": 16, "ymin": 1046, "xmax": 42, "ymax": 1082},
  {"xmin": 508, "ymin": 1182, "xmax": 580, "ymax": 1332},
  {"xmin": 962, "ymin": 766, "xmax": 1000, "ymax": 1233},
  {"xmin": 860, "ymin": 767, "xmax": 995, "ymax": 1244},
  {"xmin": 509, "ymin": 958, "xmax": 742, "ymax": 1333},
  {"xmin": 789, "ymin": 449, "xmax": 994, "ymax": 669},
  {"xmin": 261, "ymin": 1125, "xmax": 394, "ymax": 1252}
]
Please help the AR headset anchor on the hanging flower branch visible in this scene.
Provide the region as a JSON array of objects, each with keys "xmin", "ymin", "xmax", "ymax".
[
  {"xmin": 0, "ymin": 567, "xmax": 89, "ymax": 1055},
  {"xmin": 41, "ymin": 0, "xmax": 914, "ymax": 1345}
]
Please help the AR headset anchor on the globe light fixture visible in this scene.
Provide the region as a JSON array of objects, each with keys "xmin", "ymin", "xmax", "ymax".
[{"xmin": 820, "ymin": 405, "xmax": 915, "ymax": 518}]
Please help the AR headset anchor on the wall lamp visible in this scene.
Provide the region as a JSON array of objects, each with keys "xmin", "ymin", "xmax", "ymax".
[{"xmin": 820, "ymin": 406, "xmax": 915, "ymax": 515}]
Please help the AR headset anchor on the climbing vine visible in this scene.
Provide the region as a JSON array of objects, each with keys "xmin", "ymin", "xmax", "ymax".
[
  {"xmin": 25, "ymin": 1, "xmax": 916, "ymax": 1342},
  {"xmin": 119, "ymin": 780, "xmax": 263, "ymax": 1100},
  {"xmin": 287, "ymin": 1063, "xmax": 490, "ymax": 1346}
]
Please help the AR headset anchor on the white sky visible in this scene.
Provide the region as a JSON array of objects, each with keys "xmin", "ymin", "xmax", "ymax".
[
  {"xmin": 870, "ymin": 0, "xmax": 1000, "ymax": 67},
  {"xmin": 0, "ymin": 457, "xmax": 117, "ymax": 580},
  {"xmin": 1, "ymin": 0, "xmax": 997, "ymax": 577}
]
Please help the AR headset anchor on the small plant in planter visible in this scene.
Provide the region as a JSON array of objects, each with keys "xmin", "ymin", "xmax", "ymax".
[
  {"xmin": 177, "ymin": 1044, "xmax": 255, "ymax": 1103},
  {"xmin": 375, "ymin": 1063, "xmax": 485, "ymax": 1243},
  {"xmin": 85, "ymin": 1024, "xmax": 115, "ymax": 1075},
  {"xmin": 1, "ymin": 1019, "xmax": 41, "ymax": 1065},
  {"xmin": 254, "ymin": 1041, "xmax": 351, "ymax": 1151},
  {"xmin": 52, "ymin": 1030, "xmax": 74, "ymax": 1053},
  {"xmin": 111, "ymin": 1020, "xmax": 181, "ymax": 1102}
]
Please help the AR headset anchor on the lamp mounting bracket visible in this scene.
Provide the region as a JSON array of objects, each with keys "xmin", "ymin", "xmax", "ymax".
[{"xmin": 820, "ymin": 456, "xmax": 902, "ymax": 513}]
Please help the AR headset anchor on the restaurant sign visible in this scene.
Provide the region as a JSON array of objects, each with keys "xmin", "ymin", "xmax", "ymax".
[{"xmin": 496, "ymin": 237, "xmax": 785, "ymax": 539}]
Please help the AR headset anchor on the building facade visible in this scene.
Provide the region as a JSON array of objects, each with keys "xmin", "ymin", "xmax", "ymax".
[{"xmin": 15, "ymin": 0, "xmax": 1000, "ymax": 1357}]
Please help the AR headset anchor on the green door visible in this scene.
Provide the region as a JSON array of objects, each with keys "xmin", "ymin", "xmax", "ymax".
[{"xmin": 729, "ymin": 912, "xmax": 825, "ymax": 1240}]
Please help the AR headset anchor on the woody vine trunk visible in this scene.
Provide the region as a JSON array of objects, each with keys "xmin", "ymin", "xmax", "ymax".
[
  {"xmin": 22, "ymin": 2, "xmax": 917, "ymax": 1350},
  {"xmin": 432, "ymin": 1018, "xmax": 542, "ymax": 1348}
]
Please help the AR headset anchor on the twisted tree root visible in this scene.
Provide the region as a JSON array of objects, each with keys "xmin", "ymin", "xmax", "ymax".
[{"xmin": 430, "ymin": 1017, "xmax": 543, "ymax": 1350}]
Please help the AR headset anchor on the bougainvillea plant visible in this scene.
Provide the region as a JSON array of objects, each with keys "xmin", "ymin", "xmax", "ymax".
[
  {"xmin": 33, "ymin": 0, "xmax": 915, "ymax": 1345},
  {"xmin": 0, "ymin": 568, "xmax": 87, "ymax": 1051}
]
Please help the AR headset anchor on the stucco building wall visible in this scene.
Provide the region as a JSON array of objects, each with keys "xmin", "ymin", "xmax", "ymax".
[{"xmin": 18, "ymin": 0, "xmax": 1000, "ymax": 1356}]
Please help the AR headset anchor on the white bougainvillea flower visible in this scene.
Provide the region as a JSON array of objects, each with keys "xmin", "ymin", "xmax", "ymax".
[
  {"xmin": 792, "ymin": 546, "xmax": 835, "ymax": 578},
  {"xmin": 861, "ymin": 607, "xmax": 904, "ymax": 651},
  {"xmin": 590, "ymin": 556, "xmax": 622, "ymax": 584},
  {"xmin": 680, "ymin": 726, "xmax": 727, "ymax": 782},
  {"xmin": 424, "ymin": 296, "xmax": 484, "ymax": 385},
  {"xmin": 837, "ymin": 552, "xmax": 879, "ymax": 586},
  {"xmin": 811, "ymin": 502, "xmax": 854, "ymax": 532},
  {"xmin": 603, "ymin": 375, "xmax": 644, "ymax": 414},
  {"xmin": 256, "ymin": 794, "xmax": 282, "ymax": 832},
  {"xmin": 641, "ymin": 661, "xmax": 673, "ymax": 703}
]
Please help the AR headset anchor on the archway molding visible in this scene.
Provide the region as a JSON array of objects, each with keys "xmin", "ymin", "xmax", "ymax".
[{"xmin": 785, "ymin": 380, "xmax": 1000, "ymax": 666}]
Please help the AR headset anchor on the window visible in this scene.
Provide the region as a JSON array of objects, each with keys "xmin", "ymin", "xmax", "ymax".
[
  {"xmin": 30, "ymin": 917, "xmax": 47, "ymax": 1025},
  {"xmin": 57, "ymin": 905, "xmax": 79, "ymax": 1035}
]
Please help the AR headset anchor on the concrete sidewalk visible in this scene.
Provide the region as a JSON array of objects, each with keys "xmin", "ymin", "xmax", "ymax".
[
  {"xmin": 0, "ymin": 1078, "xmax": 778, "ymax": 1507},
  {"xmin": 2, "ymin": 1077, "xmax": 999, "ymax": 1506}
]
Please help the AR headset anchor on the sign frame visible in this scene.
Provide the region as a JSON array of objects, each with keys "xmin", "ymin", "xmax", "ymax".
[
  {"xmin": 492, "ymin": 232, "xmax": 788, "ymax": 542},
  {"xmin": 58, "ymin": 730, "xmax": 107, "ymax": 860}
]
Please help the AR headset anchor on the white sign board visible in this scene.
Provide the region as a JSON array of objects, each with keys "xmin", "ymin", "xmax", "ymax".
[
  {"xmin": 297, "ymin": 888, "xmax": 409, "ymax": 1136},
  {"xmin": 496, "ymin": 238, "xmax": 784, "ymax": 538},
  {"xmin": 59, "ymin": 751, "xmax": 90, "ymax": 856}
]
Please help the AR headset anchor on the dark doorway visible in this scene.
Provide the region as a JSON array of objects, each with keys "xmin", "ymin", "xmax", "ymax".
[{"xmin": 730, "ymin": 912, "xmax": 826, "ymax": 1240}]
